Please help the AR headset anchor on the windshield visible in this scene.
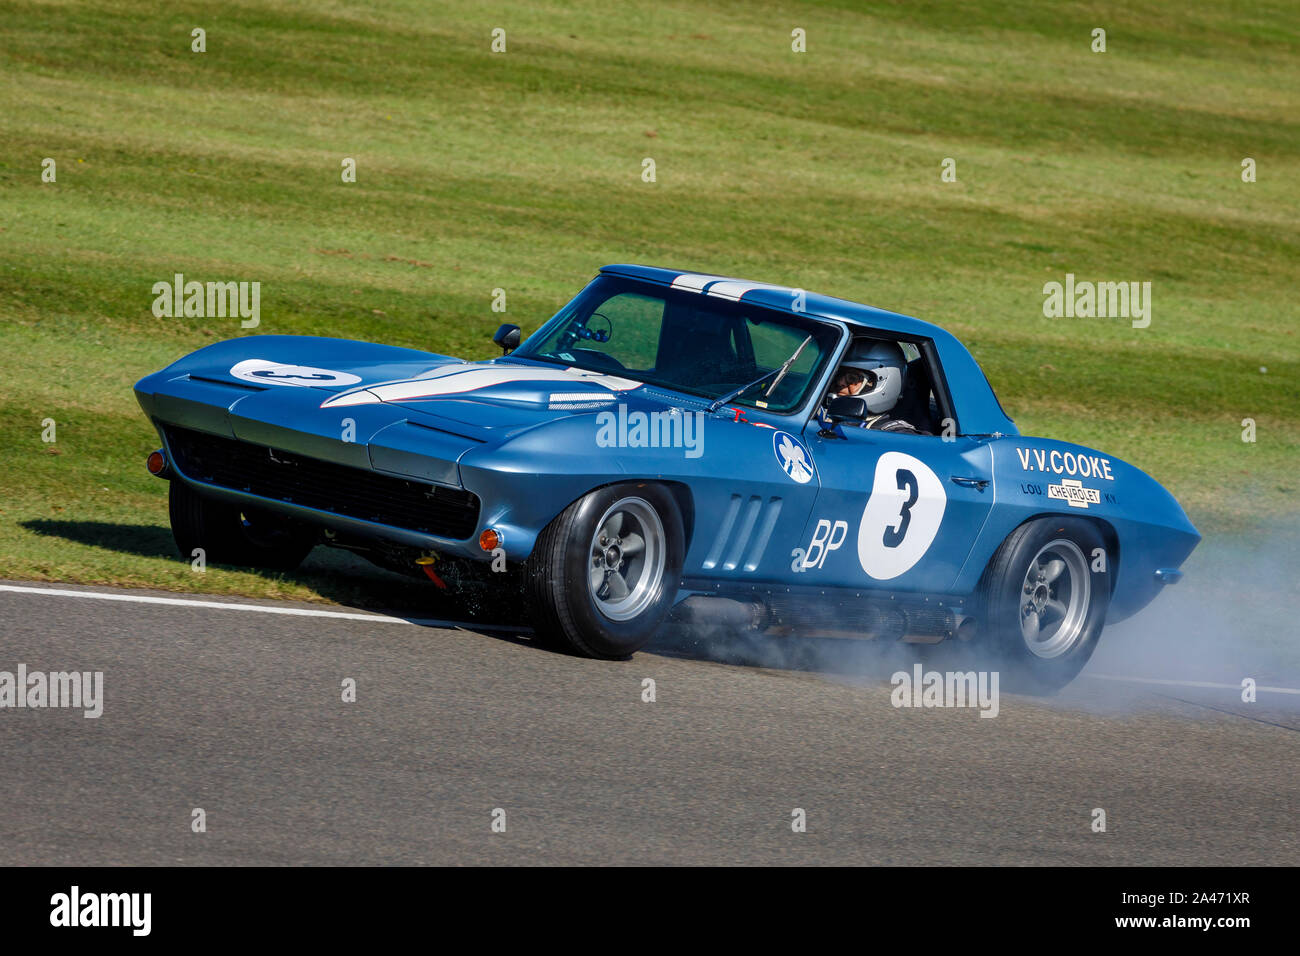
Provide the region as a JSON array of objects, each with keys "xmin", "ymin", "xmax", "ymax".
[{"xmin": 514, "ymin": 276, "xmax": 840, "ymax": 412}]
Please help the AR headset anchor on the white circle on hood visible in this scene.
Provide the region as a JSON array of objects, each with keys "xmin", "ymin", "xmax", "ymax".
[{"xmin": 230, "ymin": 359, "xmax": 361, "ymax": 387}]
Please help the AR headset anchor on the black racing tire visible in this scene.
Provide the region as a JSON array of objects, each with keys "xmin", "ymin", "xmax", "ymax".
[
  {"xmin": 524, "ymin": 482, "xmax": 684, "ymax": 659},
  {"xmin": 980, "ymin": 516, "xmax": 1111, "ymax": 695},
  {"xmin": 168, "ymin": 480, "xmax": 316, "ymax": 571}
]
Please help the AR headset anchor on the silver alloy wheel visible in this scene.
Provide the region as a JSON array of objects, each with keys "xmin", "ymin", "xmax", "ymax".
[
  {"xmin": 1019, "ymin": 538, "xmax": 1091, "ymax": 659},
  {"xmin": 588, "ymin": 496, "xmax": 666, "ymax": 622}
]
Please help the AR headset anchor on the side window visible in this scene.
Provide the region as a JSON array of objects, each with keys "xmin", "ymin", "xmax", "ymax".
[
  {"xmin": 575, "ymin": 293, "xmax": 664, "ymax": 371},
  {"xmin": 895, "ymin": 339, "xmax": 942, "ymax": 435},
  {"xmin": 831, "ymin": 336, "xmax": 944, "ymax": 436}
]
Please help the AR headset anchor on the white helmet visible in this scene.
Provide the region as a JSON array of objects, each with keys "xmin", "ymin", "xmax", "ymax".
[{"xmin": 835, "ymin": 340, "xmax": 907, "ymax": 414}]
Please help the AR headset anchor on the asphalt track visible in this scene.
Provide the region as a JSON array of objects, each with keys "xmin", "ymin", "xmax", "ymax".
[{"xmin": 1, "ymin": 580, "xmax": 1296, "ymax": 866}]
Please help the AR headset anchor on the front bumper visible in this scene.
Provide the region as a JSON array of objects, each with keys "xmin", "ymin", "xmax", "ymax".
[{"xmin": 156, "ymin": 422, "xmax": 486, "ymax": 557}]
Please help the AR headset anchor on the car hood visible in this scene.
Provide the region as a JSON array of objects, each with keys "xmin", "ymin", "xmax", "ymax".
[
  {"xmin": 148, "ymin": 335, "xmax": 707, "ymax": 440},
  {"xmin": 317, "ymin": 357, "xmax": 654, "ymax": 427}
]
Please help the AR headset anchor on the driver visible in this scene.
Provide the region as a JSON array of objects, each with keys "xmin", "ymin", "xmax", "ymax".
[{"xmin": 823, "ymin": 340, "xmax": 927, "ymax": 434}]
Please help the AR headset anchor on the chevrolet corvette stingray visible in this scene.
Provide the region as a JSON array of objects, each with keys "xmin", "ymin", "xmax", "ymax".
[{"xmin": 134, "ymin": 265, "xmax": 1199, "ymax": 691}]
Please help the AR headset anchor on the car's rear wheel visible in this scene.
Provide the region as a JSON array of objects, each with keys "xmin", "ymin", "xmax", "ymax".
[
  {"xmin": 980, "ymin": 516, "xmax": 1110, "ymax": 694},
  {"xmin": 524, "ymin": 483, "xmax": 683, "ymax": 659},
  {"xmin": 169, "ymin": 480, "xmax": 316, "ymax": 571}
]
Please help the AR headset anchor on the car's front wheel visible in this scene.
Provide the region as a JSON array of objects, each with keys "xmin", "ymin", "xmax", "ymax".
[
  {"xmin": 980, "ymin": 516, "xmax": 1111, "ymax": 694},
  {"xmin": 525, "ymin": 483, "xmax": 684, "ymax": 658},
  {"xmin": 169, "ymin": 480, "xmax": 316, "ymax": 571}
]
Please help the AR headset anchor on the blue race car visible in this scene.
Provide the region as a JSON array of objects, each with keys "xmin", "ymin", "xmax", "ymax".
[{"xmin": 135, "ymin": 265, "xmax": 1199, "ymax": 691}]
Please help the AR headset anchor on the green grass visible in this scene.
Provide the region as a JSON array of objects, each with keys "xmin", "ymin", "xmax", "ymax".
[{"xmin": 0, "ymin": 0, "xmax": 1296, "ymax": 602}]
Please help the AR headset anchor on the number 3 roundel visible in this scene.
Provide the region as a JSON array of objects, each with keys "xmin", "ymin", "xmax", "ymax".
[{"xmin": 857, "ymin": 452, "xmax": 947, "ymax": 580}]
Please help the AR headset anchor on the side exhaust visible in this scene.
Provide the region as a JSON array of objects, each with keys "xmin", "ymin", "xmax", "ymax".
[
  {"xmin": 677, "ymin": 594, "xmax": 964, "ymax": 644},
  {"xmin": 673, "ymin": 596, "xmax": 767, "ymax": 632}
]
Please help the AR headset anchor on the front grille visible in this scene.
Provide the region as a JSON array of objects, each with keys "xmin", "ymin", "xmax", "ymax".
[{"xmin": 163, "ymin": 425, "xmax": 480, "ymax": 539}]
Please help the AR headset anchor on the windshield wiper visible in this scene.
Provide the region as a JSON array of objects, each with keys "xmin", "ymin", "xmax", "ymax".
[{"xmin": 706, "ymin": 334, "xmax": 814, "ymax": 413}]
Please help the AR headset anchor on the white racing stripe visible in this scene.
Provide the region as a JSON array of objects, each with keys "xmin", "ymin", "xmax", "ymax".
[
  {"xmin": 669, "ymin": 273, "xmax": 731, "ymax": 293},
  {"xmin": 669, "ymin": 273, "xmax": 795, "ymax": 301},
  {"xmin": 702, "ymin": 280, "xmax": 793, "ymax": 301},
  {"xmin": 1085, "ymin": 672, "xmax": 1300, "ymax": 695},
  {"xmin": 0, "ymin": 584, "xmax": 517, "ymax": 630},
  {"xmin": 321, "ymin": 365, "xmax": 641, "ymax": 408}
]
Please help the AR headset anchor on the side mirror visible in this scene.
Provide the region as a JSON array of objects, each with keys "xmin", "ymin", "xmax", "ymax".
[
  {"xmin": 492, "ymin": 323, "xmax": 521, "ymax": 355},
  {"xmin": 826, "ymin": 394, "xmax": 868, "ymax": 422}
]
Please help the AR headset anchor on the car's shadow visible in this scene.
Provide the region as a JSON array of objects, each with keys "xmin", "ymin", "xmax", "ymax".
[
  {"xmin": 22, "ymin": 519, "xmax": 978, "ymax": 679},
  {"xmin": 22, "ymin": 519, "xmax": 178, "ymax": 561},
  {"xmin": 19, "ymin": 519, "xmax": 477, "ymax": 619}
]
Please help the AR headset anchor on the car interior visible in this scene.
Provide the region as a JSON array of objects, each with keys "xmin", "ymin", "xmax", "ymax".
[
  {"xmin": 545, "ymin": 290, "xmax": 836, "ymax": 412},
  {"xmin": 532, "ymin": 288, "xmax": 948, "ymax": 428},
  {"xmin": 825, "ymin": 336, "xmax": 946, "ymax": 436}
]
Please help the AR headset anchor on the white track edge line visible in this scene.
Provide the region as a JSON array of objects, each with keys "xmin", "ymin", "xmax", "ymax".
[
  {"xmin": 0, "ymin": 584, "xmax": 418, "ymax": 625},
  {"xmin": 1086, "ymin": 673, "xmax": 1300, "ymax": 695}
]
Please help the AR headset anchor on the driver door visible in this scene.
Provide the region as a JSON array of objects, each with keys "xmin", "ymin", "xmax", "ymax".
[{"xmin": 796, "ymin": 424, "xmax": 996, "ymax": 594}]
